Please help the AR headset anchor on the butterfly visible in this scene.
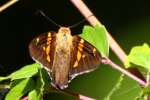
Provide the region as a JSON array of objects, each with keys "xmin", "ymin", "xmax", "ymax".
[{"xmin": 29, "ymin": 27, "xmax": 101, "ymax": 89}]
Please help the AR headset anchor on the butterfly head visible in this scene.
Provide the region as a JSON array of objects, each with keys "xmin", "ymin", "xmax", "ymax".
[
  {"xmin": 58, "ymin": 27, "xmax": 71, "ymax": 36},
  {"xmin": 57, "ymin": 27, "xmax": 73, "ymax": 46}
]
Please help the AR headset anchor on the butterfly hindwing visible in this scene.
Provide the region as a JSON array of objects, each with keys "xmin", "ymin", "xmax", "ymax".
[{"xmin": 70, "ymin": 36, "xmax": 101, "ymax": 79}]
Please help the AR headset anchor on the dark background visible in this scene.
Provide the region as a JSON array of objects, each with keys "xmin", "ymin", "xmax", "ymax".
[{"xmin": 0, "ymin": 0, "xmax": 150, "ymax": 99}]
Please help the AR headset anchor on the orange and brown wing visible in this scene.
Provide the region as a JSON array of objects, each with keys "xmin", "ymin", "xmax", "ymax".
[
  {"xmin": 69, "ymin": 36, "xmax": 101, "ymax": 80},
  {"xmin": 29, "ymin": 32, "xmax": 56, "ymax": 72}
]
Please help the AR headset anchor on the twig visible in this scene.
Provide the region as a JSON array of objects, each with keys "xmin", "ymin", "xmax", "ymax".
[
  {"xmin": 146, "ymin": 71, "xmax": 150, "ymax": 86},
  {"xmin": 102, "ymin": 58, "xmax": 146, "ymax": 86},
  {"xmin": 0, "ymin": 0, "xmax": 19, "ymax": 13}
]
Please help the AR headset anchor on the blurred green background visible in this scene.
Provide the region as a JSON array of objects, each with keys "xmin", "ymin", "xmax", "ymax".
[{"xmin": 0, "ymin": 0, "xmax": 150, "ymax": 100}]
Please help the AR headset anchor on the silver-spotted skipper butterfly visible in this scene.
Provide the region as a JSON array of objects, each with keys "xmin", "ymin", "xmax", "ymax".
[{"xmin": 29, "ymin": 27, "xmax": 101, "ymax": 89}]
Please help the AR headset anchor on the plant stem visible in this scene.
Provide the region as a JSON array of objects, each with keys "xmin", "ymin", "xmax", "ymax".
[
  {"xmin": 146, "ymin": 71, "xmax": 150, "ymax": 86},
  {"xmin": 0, "ymin": 0, "xmax": 19, "ymax": 13},
  {"xmin": 102, "ymin": 58, "xmax": 146, "ymax": 86}
]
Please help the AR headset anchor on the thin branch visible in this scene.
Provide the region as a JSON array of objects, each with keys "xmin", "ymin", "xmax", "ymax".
[
  {"xmin": 146, "ymin": 71, "xmax": 150, "ymax": 86},
  {"xmin": 70, "ymin": 0, "xmax": 126, "ymax": 62},
  {"xmin": 102, "ymin": 58, "xmax": 146, "ymax": 86},
  {"xmin": 0, "ymin": 0, "xmax": 19, "ymax": 13}
]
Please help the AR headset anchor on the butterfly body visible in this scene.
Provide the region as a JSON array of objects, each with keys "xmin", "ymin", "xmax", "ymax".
[
  {"xmin": 29, "ymin": 27, "xmax": 101, "ymax": 89},
  {"xmin": 51, "ymin": 27, "xmax": 72, "ymax": 89}
]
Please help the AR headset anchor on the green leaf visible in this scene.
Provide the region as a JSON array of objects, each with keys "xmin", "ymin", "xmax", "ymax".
[
  {"xmin": 5, "ymin": 78, "xmax": 35, "ymax": 100},
  {"xmin": 28, "ymin": 89, "xmax": 40, "ymax": 100},
  {"xmin": 80, "ymin": 24, "xmax": 109, "ymax": 57},
  {"xmin": 125, "ymin": 43, "xmax": 150, "ymax": 70},
  {"xmin": 28, "ymin": 68, "xmax": 50, "ymax": 100},
  {"xmin": 10, "ymin": 63, "xmax": 40, "ymax": 80},
  {"xmin": 104, "ymin": 74, "xmax": 124, "ymax": 100},
  {"xmin": 40, "ymin": 68, "xmax": 51, "ymax": 88},
  {"xmin": 0, "ymin": 76, "xmax": 10, "ymax": 82},
  {"xmin": 0, "ymin": 63, "xmax": 40, "ymax": 82}
]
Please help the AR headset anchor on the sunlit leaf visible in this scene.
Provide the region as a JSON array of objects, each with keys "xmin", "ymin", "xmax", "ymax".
[
  {"xmin": 0, "ymin": 63, "xmax": 40, "ymax": 82},
  {"xmin": 5, "ymin": 78, "xmax": 34, "ymax": 100},
  {"xmin": 80, "ymin": 24, "xmax": 109, "ymax": 57},
  {"xmin": 125, "ymin": 43, "xmax": 150, "ymax": 71},
  {"xmin": 28, "ymin": 89, "xmax": 41, "ymax": 100},
  {"xmin": 10, "ymin": 63, "xmax": 40, "ymax": 80},
  {"xmin": 0, "ymin": 76, "xmax": 10, "ymax": 82}
]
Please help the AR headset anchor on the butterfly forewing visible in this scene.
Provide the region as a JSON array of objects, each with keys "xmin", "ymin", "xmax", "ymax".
[{"xmin": 29, "ymin": 32, "xmax": 56, "ymax": 72}]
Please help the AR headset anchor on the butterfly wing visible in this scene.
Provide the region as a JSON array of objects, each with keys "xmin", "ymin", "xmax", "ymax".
[
  {"xmin": 29, "ymin": 32, "xmax": 56, "ymax": 72},
  {"xmin": 69, "ymin": 36, "xmax": 101, "ymax": 80}
]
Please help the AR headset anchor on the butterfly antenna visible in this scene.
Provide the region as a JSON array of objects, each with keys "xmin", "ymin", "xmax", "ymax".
[
  {"xmin": 69, "ymin": 14, "xmax": 93, "ymax": 28},
  {"xmin": 38, "ymin": 10, "xmax": 61, "ymax": 28}
]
